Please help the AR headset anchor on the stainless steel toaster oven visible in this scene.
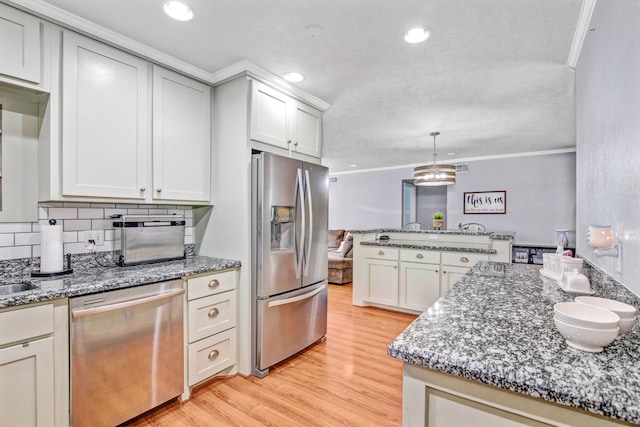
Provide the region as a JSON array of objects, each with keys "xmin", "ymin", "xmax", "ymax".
[{"xmin": 113, "ymin": 214, "xmax": 185, "ymax": 266}]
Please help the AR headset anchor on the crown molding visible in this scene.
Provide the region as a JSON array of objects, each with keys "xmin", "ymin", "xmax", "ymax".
[
  {"xmin": 2, "ymin": 0, "xmax": 331, "ymax": 111},
  {"xmin": 329, "ymin": 148, "xmax": 577, "ymax": 176},
  {"xmin": 567, "ymin": 0, "xmax": 597, "ymax": 69}
]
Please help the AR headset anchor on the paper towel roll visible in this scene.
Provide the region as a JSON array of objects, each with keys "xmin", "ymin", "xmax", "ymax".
[{"xmin": 41, "ymin": 222, "xmax": 63, "ymax": 273}]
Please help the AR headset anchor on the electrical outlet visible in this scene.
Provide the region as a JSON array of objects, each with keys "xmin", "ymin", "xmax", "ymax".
[{"xmin": 85, "ymin": 230, "xmax": 104, "ymax": 246}]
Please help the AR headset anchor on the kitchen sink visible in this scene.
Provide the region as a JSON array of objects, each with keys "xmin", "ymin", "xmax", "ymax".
[{"xmin": 0, "ymin": 282, "xmax": 37, "ymax": 295}]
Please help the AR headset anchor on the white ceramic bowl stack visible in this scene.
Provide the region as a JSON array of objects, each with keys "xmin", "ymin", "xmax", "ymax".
[
  {"xmin": 553, "ymin": 302, "xmax": 620, "ymax": 352},
  {"xmin": 575, "ymin": 296, "xmax": 637, "ymax": 335}
]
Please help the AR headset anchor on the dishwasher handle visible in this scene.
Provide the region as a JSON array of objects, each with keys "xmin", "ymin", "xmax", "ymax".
[{"xmin": 71, "ymin": 288, "xmax": 185, "ymax": 319}]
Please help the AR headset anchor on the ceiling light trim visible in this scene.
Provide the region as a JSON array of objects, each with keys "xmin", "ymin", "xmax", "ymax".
[{"xmin": 163, "ymin": 1, "xmax": 194, "ymax": 22}]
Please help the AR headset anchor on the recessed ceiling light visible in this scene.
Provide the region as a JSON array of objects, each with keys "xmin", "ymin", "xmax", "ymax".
[
  {"xmin": 349, "ymin": 164, "xmax": 357, "ymax": 168},
  {"xmin": 283, "ymin": 72, "xmax": 305, "ymax": 83},
  {"xmin": 404, "ymin": 27, "xmax": 431, "ymax": 44},
  {"xmin": 163, "ymin": 1, "xmax": 194, "ymax": 21},
  {"xmin": 448, "ymin": 152, "xmax": 456, "ymax": 156}
]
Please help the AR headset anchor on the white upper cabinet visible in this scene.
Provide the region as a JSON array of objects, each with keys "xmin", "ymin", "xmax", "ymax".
[
  {"xmin": 0, "ymin": 4, "xmax": 41, "ymax": 84},
  {"xmin": 250, "ymin": 80, "xmax": 322, "ymax": 158},
  {"xmin": 290, "ymin": 100, "xmax": 322, "ymax": 158},
  {"xmin": 61, "ymin": 31, "xmax": 148, "ymax": 199},
  {"xmin": 152, "ymin": 66, "xmax": 211, "ymax": 202}
]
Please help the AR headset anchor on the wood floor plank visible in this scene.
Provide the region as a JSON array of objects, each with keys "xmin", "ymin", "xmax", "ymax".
[{"xmin": 126, "ymin": 283, "xmax": 417, "ymax": 426}]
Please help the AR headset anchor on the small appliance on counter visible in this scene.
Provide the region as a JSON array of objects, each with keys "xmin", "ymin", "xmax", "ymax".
[
  {"xmin": 112, "ymin": 214, "xmax": 185, "ymax": 266},
  {"xmin": 32, "ymin": 219, "xmax": 73, "ymax": 277}
]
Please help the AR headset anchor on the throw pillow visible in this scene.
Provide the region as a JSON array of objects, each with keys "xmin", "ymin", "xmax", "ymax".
[
  {"xmin": 328, "ymin": 230, "xmax": 345, "ymax": 248},
  {"xmin": 339, "ymin": 239, "xmax": 353, "ymax": 258}
]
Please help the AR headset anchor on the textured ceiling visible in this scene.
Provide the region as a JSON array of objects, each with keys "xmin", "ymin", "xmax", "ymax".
[{"xmin": 39, "ymin": 0, "xmax": 582, "ymax": 172}]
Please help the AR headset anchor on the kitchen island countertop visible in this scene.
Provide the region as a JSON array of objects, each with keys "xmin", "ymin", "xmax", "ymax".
[
  {"xmin": 388, "ymin": 262, "xmax": 640, "ymax": 424},
  {"xmin": 0, "ymin": 254, "xmax": 241, "ymax": 309}
]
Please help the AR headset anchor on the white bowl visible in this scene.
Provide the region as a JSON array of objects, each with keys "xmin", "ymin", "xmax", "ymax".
[
  {"xmin": 618, "ymin": 317, "xmax": 636, "ymax": 335},
  {"xmin": 574, "ymin": 296, "xmax": 637, "ymax": 320},
  {"xmin": 554, "ymin": 316, "xmax": 619, "ymax": 352},
  {"xmin": 554, "ymin": 302, "xmax": 620, "ymax": 329}
]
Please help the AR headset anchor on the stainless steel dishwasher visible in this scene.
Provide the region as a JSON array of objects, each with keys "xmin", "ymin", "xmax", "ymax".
[{"xmin": 70, "ymin": 280, "xmax": 185, "ymax": 427}]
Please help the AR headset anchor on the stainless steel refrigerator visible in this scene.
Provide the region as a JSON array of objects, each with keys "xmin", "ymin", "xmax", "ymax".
[{"xmin": 251, "ymin": 152, "xmax": 328, "ymax": 377}]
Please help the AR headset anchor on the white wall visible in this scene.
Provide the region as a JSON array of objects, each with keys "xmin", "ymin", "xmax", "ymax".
[
  {"xmin": 575, "ymin": 0, "xmax": 640, "ymax": 295},
  {"xmin": 329, "ymin": 152, "xmax": 576, "ymax": 245},
  {"xmin": 447, "ymin": 152, "xmax": 576, "ymax": 245}
]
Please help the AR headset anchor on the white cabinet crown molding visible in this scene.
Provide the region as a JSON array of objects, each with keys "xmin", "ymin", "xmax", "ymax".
[{"xmin": 2, "ymin": 0, "xmax": 331, "ymax": 112}]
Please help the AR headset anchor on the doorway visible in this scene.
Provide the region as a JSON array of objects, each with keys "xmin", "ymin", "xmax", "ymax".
[{"xmin": 401, "ymin": 179, "xmax": 448, "ymax": 229}]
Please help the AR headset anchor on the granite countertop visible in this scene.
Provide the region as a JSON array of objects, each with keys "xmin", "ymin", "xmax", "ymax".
[
  {"xmin": 388, "ymin": 262, "xmax": 640, "ymax": 424},
  {"xmin": 350, "ymin": 228, "xmax": 515, "ymax": 240},
  {"xmin": 360, "ymin": 239, "xmax": 497, "ymax": 254},
  {"xmin": 0, "ymin": 255, "xmax": 241, "ymax": 309}
]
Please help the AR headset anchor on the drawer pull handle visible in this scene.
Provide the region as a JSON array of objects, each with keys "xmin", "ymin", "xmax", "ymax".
[
  {"xmin": 460, "ymin": 257, "xmax": 469, "ymax": 263},
  {"xmin": 208, "ymin": 279, "xmax": 220, "ymax": 288},
  {"xmin": 208, "ymin": 349, "xmax": 219, "ymax": 360},
  {"xmin": 208, "ymin": 308, "xmax": 219, "ymax": 318},
  {"xmin": 140, "ymin": 187, "xmax": 146, "ymax": 192},
  {"xmin": 435, "ymin": 269, "xmax": 439, "ymax": 273},
  {"xmin": 156, "ymin": 188, "xmax": 162, "ymax": 193},
  {"xmin": 416, "ymin": 254, "xmax": 423, "ymax": 259},
  {"xmin": 378, "ymin": 250, "xmax": 385, "ymax": 256}
]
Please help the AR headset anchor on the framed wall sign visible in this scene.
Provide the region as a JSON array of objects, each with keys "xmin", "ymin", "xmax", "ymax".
[{"xmin": 464, "ymin": 190, "xmax": 507, "ymax": 214}]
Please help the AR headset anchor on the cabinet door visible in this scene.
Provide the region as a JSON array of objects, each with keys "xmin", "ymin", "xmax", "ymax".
[
  {"xmin": 250, "ymin": 81, "xmax": 291, "ymax": 150},
  {"xmin": 61, "ymin": 31, "xmax": 148, "ymax": 199},
  {"xmin": 440, "ymin": 265, "xmax": 469, "ymax": 294},
  {"xmin": 364, "ymin": 258, "xmax": 399, "ymax": 306},
  {"xmin": 152, "ymin": 66, "xmax": 211, "ymax": 202},
  {"xmin": 0, "ymin": 337, "xmax": 54, "ymax": 427},
  {"xmin": 291, "ymin": 100, "xmax": 322, "ymax": 158},
  {"xmin": 0, "ymin": 4, "xmax": 40, "ymax": 84},
  {"xmin": 400, "ymin": 261, "xmax": 440, "ymax": 312}
]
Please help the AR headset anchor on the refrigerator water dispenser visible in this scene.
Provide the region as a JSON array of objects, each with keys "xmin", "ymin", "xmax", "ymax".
[{"xmin": 271, "ymin": 206, "xmax": 294, "ymax": 251}]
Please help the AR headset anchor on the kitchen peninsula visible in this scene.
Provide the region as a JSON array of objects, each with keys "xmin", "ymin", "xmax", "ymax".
[
  {"xmin": 389, "ymin": 261, "xmax": 640, "ymax": 426},
  {"xmin": 351, "ymin": 229, "xmax": 514, "ymax": 313}
]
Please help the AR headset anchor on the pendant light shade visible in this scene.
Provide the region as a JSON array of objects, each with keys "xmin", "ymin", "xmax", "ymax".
[{"xmin": 414, "ymin": 132, "xmax": 456, "ymax": 186}]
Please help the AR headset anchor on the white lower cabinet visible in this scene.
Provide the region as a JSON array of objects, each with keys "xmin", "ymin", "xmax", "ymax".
[
  {"xmin": 364, "ymin": 247, "xmax": 399, "ymax": 306},
  {"xmin": 362, "ymin": 247, "xmax": 490, "ymax": 313},
  {"xmin": 399, "ymin": 249, "xmax": 441, "ymax": 312},
  {"xmin": 184, "ymin": 269, "xmax": 238, "ymax": 398},
  {"xmin": 0, "ymin": 301, "xmax": 68, "ymax": 427}
]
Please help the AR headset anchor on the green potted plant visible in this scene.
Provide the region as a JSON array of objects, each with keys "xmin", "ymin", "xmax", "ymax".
[{"xmin": 433, "ymin": 212, "xmax": 444, "ymax": 229}]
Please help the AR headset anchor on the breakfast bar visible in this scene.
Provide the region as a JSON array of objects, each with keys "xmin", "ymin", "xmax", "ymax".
[{"xmin": 388, "ymin": 262, "xmax": 640, "ymax": 426}]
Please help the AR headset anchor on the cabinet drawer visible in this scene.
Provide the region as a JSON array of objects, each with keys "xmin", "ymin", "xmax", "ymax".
[
  {"xmin": 0, "ymin": 304, "xmax": 53, "ymax": 347},
  {"xmin": 187, "ymin": 270, "xmax": 237, "ymax": 301},
  {"xmin": 188, "ymin": 329, "xmax": 236, "ymax": 386},
  {"xmin": 188, "ymin": 290, "xmax": 236, "ymax": 343},
  {"xmin": 441, "ymin": 252, "xmax": 489, "ymax": 267},
  {"xmin": 362, "ymin": 246, "xmax": 399, "ymax": 260},
  {"xmin": 400, "ymin": 249, "xmax": 440, "ymax": 264}
]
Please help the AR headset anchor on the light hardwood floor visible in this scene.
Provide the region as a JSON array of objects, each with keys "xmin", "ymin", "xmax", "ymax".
[{"xmin": 126, "ymin": 284, "xmax": 417, "ymax": 426}]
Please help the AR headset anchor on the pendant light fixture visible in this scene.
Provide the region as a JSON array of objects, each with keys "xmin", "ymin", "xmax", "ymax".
[{"xmin": 414, "ymin": 132, "xmax": 456, "ymax": 186}]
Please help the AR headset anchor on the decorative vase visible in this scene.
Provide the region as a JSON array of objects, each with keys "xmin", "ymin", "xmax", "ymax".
[{"xmin": 433, "ymin": 219, "xmax": 444, "ymax": 229}]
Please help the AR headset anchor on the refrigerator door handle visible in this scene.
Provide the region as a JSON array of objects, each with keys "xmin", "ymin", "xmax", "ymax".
[
  {"xmin": 267, "ymin": 284, "xmax": 326, "ymax": 308},
  {"xmin": 295, "ymin": 168, "xmax": 305, "ymax": 279},
  {"xmin": 303, "ymin": 169, "xmax": 313, "ymax": 277}
]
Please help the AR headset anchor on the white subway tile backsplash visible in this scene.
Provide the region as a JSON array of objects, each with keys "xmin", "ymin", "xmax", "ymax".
[
  {"xmin": 0, "ymin": 223, "xmax": 33, "ymax": 233},
  {"xmin": 0, "ymin": 246, "xmax": 31, "ymax": 260},
  {"xmin": 0, "ymin": 202, "xmax": 199, "ymax": 261},
  {"xmin": 62, "ymin": 202, "xmax": 92, "ymax": 208},
  {"xmin": 92, "ymin": 219, "xmax": 114, "ymax": 230},
  {"xmin": 78, "ymin": 208, "xmax": 105, "ymax": 219},
  {"xmin": 14, "ymin": 232, "xmax": 40, "ymax": 246},
  {"xmin": 49, "ymin": 208, "xmax": 78, "ymax": 220},
  {"xmin": 0, "ymin": 234, "xmax": 15, "ymax": 247},
  {"xmin": 64, "ymin": 219, "xmax": 92, "ymax": 231},
  {"xmin": 63, "ymin": 231, "xmax": 79, "ymax": 243}
]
